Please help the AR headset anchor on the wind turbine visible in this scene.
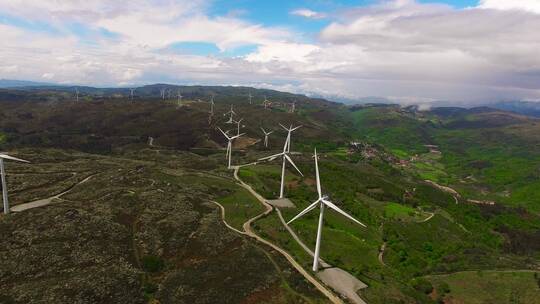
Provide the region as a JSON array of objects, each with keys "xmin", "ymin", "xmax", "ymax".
[
  {"xmin": 280, "ymin": 124, "xmax": 302, "ymax": 152},
  {"xmin": 209, "ymin": 96, "xmax": 215, "ymax": 115},
  {"xmin": 259, "ymin": 127, "xmax": 303, "ymax": 198},
  {"xmin": 75, "ymin": 88, "xmax": 79, "ymax": 102},
  {"xmin": 177, "ymin": 90, "xmax": 183, "ymax": 108},
  {"xmin": 0, "ymin": 153, "xmax": 30, "ymax": 214},
  {"xmin": 130, "ymin": 88, "xmax": 135, "ymax": 102},
  {"xmin": 248, "ymin": 92, "xmax": 253, "ymax": 105},
  {"xmin": 263, "ymin": 96, "xmax": 269, "ymax": 109},
  {"xmin": 234, "ymin": 118, "xmax": 244, "ymax": 135},
  {"xmin": 260, "ymin": 127, "xmax": 274, "ymax": 148},
  {"xmin": 224, "ymin": 105, "xmax": 236, "ymax": 124},
  {"xmin": 218, "ymin": 128, "xmax": 244, "ymax": 169},
  {"xmin": 160, "ymin": 88, "xmax": 166, "ymax": 100},
  {"xmin": 290, "ymin": 101, "xmax": 296, "ymax": 113},
  {"xmin": 288, "ymin": 148, "xmax": 366, "ymax": 272}
]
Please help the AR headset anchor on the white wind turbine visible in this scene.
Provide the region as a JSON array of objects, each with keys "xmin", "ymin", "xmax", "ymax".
[
  {"xmin": 280, "ymin": 123, "xmax": 302, "ymax": 152},
  {"xmin": 177, "ymin": 90, "xmax": 183, "ymax": 107},
  {"xmin": 209, "ymin": 96, "xmax": 215, "ymax": 115},
  {"xmin": 259, "ymin": 125, "xmax": 303, "ymax": 198},
  {"xmin": 248, "ymin": 92, "xmax": 253, "ymax": 105},
  {"xmin": 224, "ymin": 105, "xmax": 236, "ymax": 124},
  {"xmin": 263, "ymin": 96, "xmax": 269, "ymax": 109},
  {"xmin": 288, "ymin": 148, "xmax": 366, "ymax": 272},
  {"xmin": 218, "ymin": 128, "xmax": 244, "ymax": 169},
  {"xmin": 260, "ymin": 127, "xmax": 274, "ymax": 148},
  {"xmin": 234, "ymin": 118, "xmax": 244, "ymax": 135},
  {"xmin": 160, "ymin": 88, "xmax": 166, "ymax": 100},
  {"xmin": 0, "ymin": 153, "xmax": 30, "ymax": 214},
  {"xmin": 75, "ymin": 88, "xmax": 79, "ymax": 102},
  {"xmin": 290, "ymin": 101, "xmax": 296, "ymax": 113},
  {"xmin": 130, "ymin": 88, "xmax": 135, "ymax": 102}
]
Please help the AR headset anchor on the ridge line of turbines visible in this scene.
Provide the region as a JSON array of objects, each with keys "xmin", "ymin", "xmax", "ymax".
[{"xmin": 72, "ymin": 87, "xmax": 297, "ymax": 115}]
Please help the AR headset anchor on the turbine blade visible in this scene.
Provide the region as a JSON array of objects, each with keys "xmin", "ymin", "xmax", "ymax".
[
  {"xmin": 259, "ymin": 152, "xmax": 284, "ymax": 161},
  {"xmin": 314, "ymin": 148, "xmax": 322, "ymax": 199},
  {"xmin": 279, "ymin": 123, "xmax": 288, "ymax": 131},
  {"xmin": 285, "ymin": 154, "xmax": 303, "ymax": 176},
  {"xmin": 0, "ymin": 154, "xmax": 30, "ymax": 163},
  {"xmin": 292, "ymin": 125, "xmax": 303, "ymax": 132},
  {"xmin": 287, "ymin": 200, "xmax": 320, "ymax": 224},
  {"xmin": 260, "ymin": 127, "xmax": 266, "ymax": 133},
  {"xmin": 218, "ymin": 127, "xmax": 228, "ymax": 138},
  {"xmin": 231, "ymin": 133, "xmax": 245, "ymax": 140},
  {"xmin": 322, "ymin": 199, "xmax": 366, "ymax": 227}
]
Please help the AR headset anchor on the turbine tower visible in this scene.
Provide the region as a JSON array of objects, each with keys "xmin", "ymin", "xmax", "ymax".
[
  {"xmin": 130, "ymin": 88, "xmax": 135, "ymax": 102},
  {"xmin": 75, "ymin": 88, "xmax": 79, "ymax": 102},
  {"xmin": 160, "ymin": 88, "xmax": 166, "ymax": 100},
  {"xmin": 260, "ymin": 127, "xmax": 274, "ymax": 148},
  {"xmin": 290, "ymin": 101, "xmax": 296, "ymax": 113},
  {"xmin": 288, "ymin": 148, "xmax": 366, "ymax": 272},
  {"xmin": 177, "ymin": 90, "xmax": 183, "ymax": 108},
  {"xmin": 224, "ymin": 105, "xmax": 236, "ymax": 124},
  {"xmin": 209, "ymin": 96, "xmax": 215, "ymax": 116},
  {"xmin": 218, "ymin": 128, "xmax": 244, "ymax": 169},
  {"xmin": 0, "ymin": 153, "xmax": 30, "ymax": 214},
  {"xmin": 259, "ymin": 126, "xmax": 303, "ymax": 198},
  {"xmin": 263, "ymin": 96, "xmax": 269, "ymax": 109},
  {"xmin": 248, "ymin": 92, "xmax": 253, "ymax": 105}
]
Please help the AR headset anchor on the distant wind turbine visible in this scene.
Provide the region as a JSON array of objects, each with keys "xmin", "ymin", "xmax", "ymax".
[
  {"xmin": 75, "ymin": 88, "xmax": 79, "ymax": 102},
  {"xmin": 288, "ymin": 148, "xmax": 366, "ymax": 272},
  {"xmin": 248, "ymin": 92, "xmax": 253, "ymax": 105},
  {"xmin": 218, "ymin": 128, "xmax": 244, "ymax": 169},
  {"xmin": 224, "ymin": 105, "xmax": 236, "ymax": 124},
  {"xmin": 0, "ymin": 153, "xmax": 30, "ymax": 214},
  {"xmin": 263, "ymin": 96, "xmax": 269, "ymax": 109},
  {"xmin": 259, "ymin": 125, "xmax": 303, "ymax": 198},
  {"xmin": 130, "ymin": 88, "xmax": 135, "ymax": 102},
  {"xmin": 177, "ymin": 90, "xmax": 183, "ymax": 108},
  {"xmin": 261, "ymin": 127, "xmax": 274, "ymax": 148},
  {"xmin": 160, "ymin": 88, "xmax": 166, "ymax": 100},
  {"xmin": 234, "ymin": 118, "xmax": 244, "ymax": 135},
  {"xmin": 290, "ymin": 101, "xmax": 296, "ymax": 113}
]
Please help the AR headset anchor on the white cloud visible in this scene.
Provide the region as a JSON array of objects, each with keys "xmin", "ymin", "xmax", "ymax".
[
  {"xmin": 479, "ymin": 0, "xmax": 540, "ymax": 14},
  {"xmin": 290, "ymin": 9, "xmax": 326, "ymax": 19}
]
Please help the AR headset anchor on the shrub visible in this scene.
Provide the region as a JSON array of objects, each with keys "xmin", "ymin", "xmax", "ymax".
[
  {"xmin": 142, "ymin": 255, "xmax": 165, "ymax": 273},
  {"xmin": 411, "ymin": 277, "xmax": 434, "ymax": 294}
]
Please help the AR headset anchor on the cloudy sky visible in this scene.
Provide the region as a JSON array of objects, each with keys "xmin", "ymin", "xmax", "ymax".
[{"xmin": 1, "ymin": 0, "xmax": 539, "ymax": 104}]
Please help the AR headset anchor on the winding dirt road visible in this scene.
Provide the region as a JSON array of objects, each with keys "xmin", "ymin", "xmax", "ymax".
[{"xmin": 226, "ymin": 167, "xmax": 346, "ymax": 304}]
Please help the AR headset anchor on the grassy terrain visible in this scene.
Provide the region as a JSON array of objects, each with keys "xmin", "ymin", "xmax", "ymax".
[
  {"xmin": 427, "ymin": 271, "xmax": 540, "ymax": 304},
  {"xmin": 216, "ymin": 186, "xmax": 264, "ymax": 230}
]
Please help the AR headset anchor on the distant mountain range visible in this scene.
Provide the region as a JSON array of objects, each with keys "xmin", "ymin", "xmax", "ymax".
[
  {"xmin": 489, "ymin": 101, "xmax": 540, "ymax": 118},
  {"xmin": 0, "ymin": 79, "xmax": 57, "ymax": 88}
]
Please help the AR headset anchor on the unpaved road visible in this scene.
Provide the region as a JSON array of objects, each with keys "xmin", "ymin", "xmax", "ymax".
[
  {"xmin": 230, "ymin": 167, "xmax": 345, "ymax": 304},
  {"xmin": 11, "ymin": 173, "xmax": 96, "ymax": 212}
]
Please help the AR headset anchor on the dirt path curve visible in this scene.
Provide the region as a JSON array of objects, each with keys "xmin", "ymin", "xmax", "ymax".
[
  {"xmin": 230, "ymin": 167, "xmax": 345, "ymax": 304},
  {"xmin": 11, "ymin": 173, "xmax": 96, "ymax": 212},
  {"xmin": 418, "ymin": 211, "xmax": 435, "ymax": 223},
  {"xmin": 378, "ymin": 242, "xmax": 386, "ymax": 266}
]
